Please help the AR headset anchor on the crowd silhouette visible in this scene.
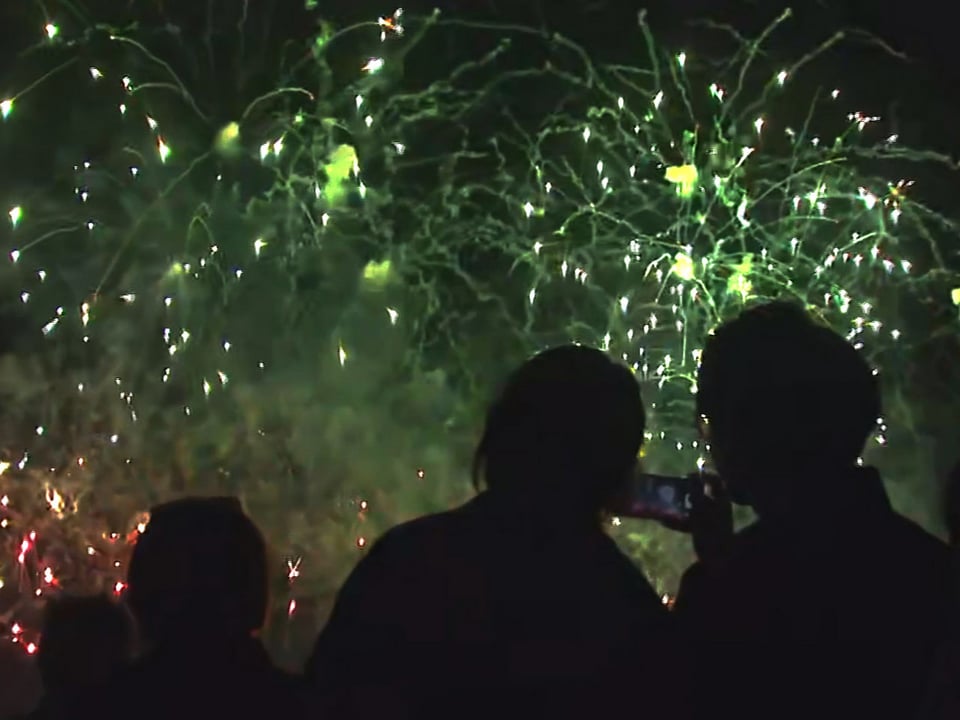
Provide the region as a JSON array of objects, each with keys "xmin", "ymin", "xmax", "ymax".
[{"xmin": 1, "ymin": 300, "xmax": 957, "ymax": 720}]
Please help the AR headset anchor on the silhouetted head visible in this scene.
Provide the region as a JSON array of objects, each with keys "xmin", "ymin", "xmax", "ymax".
[
  {"xmin": 473, "ymin": 345, "xmax": 645, "ymax": 519},
  {"xmin": 37, "ymin": 594, "xmax": 134, "ymax": 695},
  {"xmin": 696, "ymin": 301, "xmax": 880, "ymax": 515},
  {"xmin": 126, "ymin": 497, "xmax": 268, "ymax": 646}
]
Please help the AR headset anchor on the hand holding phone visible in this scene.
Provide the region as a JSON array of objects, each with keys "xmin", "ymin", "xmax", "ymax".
[
  {"xmin": 687, "ymin": 473, "xmax": 734, "ymax": 565},
  {"xmin": 609, "ymin": 472, "xmax": 696, "ymax": 524},
  {"xmin": 609, "ymin": 469, "xmax": 734, "ymax": 564}
]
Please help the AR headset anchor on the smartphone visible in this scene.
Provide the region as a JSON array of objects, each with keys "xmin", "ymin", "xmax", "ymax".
[{"xmin": 613, "ymin": 473, "xmax": 696, "ymax": 522}]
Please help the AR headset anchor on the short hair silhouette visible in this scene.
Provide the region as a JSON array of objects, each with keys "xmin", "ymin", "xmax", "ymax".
[
  {"xmin": 126, "ymin": 497, "xmax": 268, "ymax": 643},
  {"xmin": 37, "ymin": 594, "xmax": 134, "ymax": 693},
  {"xmin": 697, "ymin": 301, "xmax": 880, "ymax": 471},
  {"xmin": 473, "ymin": 345, "xmax": 645, "ymax": 509}
]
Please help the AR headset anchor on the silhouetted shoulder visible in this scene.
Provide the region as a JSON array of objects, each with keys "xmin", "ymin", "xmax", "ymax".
[
  {"xmin": 373, "ymin": 505, "xmax": 465, "ymax": 548},
  {"xmin": 356, "ymin": 505, "xmax": 469, "ymax": 577},
  {"xmin": 722, "ymin": 510, "xmax": 948, "ymax": 568},
  {"xmin": 886, "ymin": 513, "xmax": 951, "ymax": 583},
  {"xmin": 316, "ymin": 504, "xmax": 475, "ymax": 631},
  {"xmin": 364, "ymin": 493, "xmax": 550, "ymax": 561},
  {"xmin": 82, "ymin": 641, "xmax": 300, "ymax": 720},
  {"xmin": 892, "ymin": 513, "xmax": 950, "ymax": 554}
]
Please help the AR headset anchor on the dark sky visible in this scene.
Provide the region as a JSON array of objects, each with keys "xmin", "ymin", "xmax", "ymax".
[
  {"xmin": 342, "ymin": 0, "xmax": 954, "ymax": 77},
  {"xmin": 315, "ymin": 0, "xmax": 957, "ymax": 150},
  {"xmin": 2, "ymin": 1, "xmax": 953, "ymax": 95},
  {"xmin": 3, "ymin": 1, "xmax": 951, "ymax": 77},
  {"xmin": 369, "ymin": 0, "xmax": 957, "ymax": 156},
  {"xmin": 0, "ymin": 0, "xmax": 954, "ymax": 157}
]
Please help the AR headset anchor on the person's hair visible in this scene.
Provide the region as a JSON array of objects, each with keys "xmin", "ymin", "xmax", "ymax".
[
  {"xmin": 37, "ymin": 594, "xmax": 134, "ymax": 693},
  {"xmin": 473, "ymin": 345, "xmax": 645, "ymax": 510},
  {"xmin": 696, "ymin": 300, "xmax": 881, "ymax": 470},
  {"xmin": 126, "ymin": 497, "xmax": 268, "ymax": 643}
]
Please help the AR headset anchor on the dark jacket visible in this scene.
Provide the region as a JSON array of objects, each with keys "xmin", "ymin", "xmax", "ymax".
[
  {"xmin": 674, "ymin": 467, "xmax": 951, "ymax": 720},
  {"xmin": 306, "ymin": 491, "xmax": 684, "ymax": 719},
  {"xmin": 0, "ymin": 643, "xmax": 42, "ymax": 718},
  {"xmin": 22, "ymin": 694, "xmax": 83, "ymax": 720},
  {"xmin": 916, "ymin": 552, "xmax": 960, "ymax": 720},
  {"xmin": 73, "ymin": 636, "xmax": 300, "ymax": 720},
  {"xmin": 917, "ymin": 637, "xmax": 960, "ymax": 720}
]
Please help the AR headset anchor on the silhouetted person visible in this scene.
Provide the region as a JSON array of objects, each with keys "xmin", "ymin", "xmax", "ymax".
[
  {"xmin": 674, "ymin": 301, "xmax": 951, "ymax": 720},
  {"xmin": 305, "ymin": 345, "xmax": 684, "ymax": 720},
  {"xmin": 80, "ymin": 497, "xmax": 299, "ymax": 720},
  {"xmin": 25, "ymin": 595, "xmax": 134, "ymax": 720}
]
